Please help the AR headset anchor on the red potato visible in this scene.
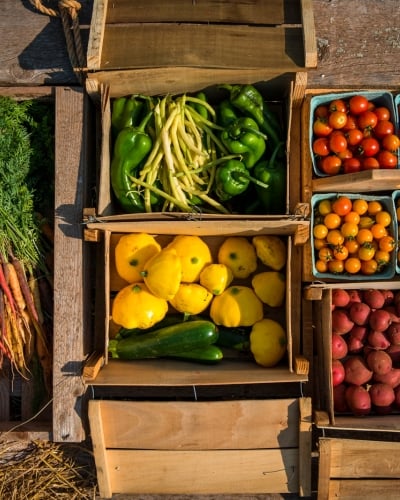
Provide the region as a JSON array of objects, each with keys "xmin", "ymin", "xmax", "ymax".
[
  {"xmin": 381, "ymin": 290, "xmax": 394, "ymax": 306},
  {"xmin": 386, "ymin": 322, "xmax": 400, "ymax": 346},
  {"xmin": 333, "ymin": 383, "xmax": 349, "ymax": 413},
  {"xmin": 373, "ymin": 368, "xmax": 400, "ymax": 388},
  {"xmin": 363, "ymin": 289, "xmax": 385, "ymax": 310},
  {"xmin": 369, "ymin": 383, "xmax": 395, "ymax": 414},
  {"xmin": 344, "ymin": 355, "xmax": 373, "ymax": 385},
  {"xmin": 347, "ymin": 289, "xmax": 362, "ymax": 306},
  {"xmin": 367, "ymin": 330, "xmax": 391, "ymax": 350},
  {"xmin": 366, "ymin": 350, "xmax": 392, "ymax": 375},
  {"xmin": 332, "ymin": 333, "xmax": 348, "ymax": 360},
  {"xmin": 349, "ymin": 302, "xmax": 371, "ymax": 326},
  {"xmin": 346, "ymin": 335, "xmax": 364, "ymax": 354},
  {"xmin": 387, "ymin": 344, "xmax": 400, "ymax": 366},
  {"xmin": 332, "ymin": 359, "xmax": 345, "ymax": 387},
  {"xmin": 332, "ymin": 308, "xmax": 354, "ymax": 334},
  {"xmin": 332, "ymin": 289, "xmax": 350, "ymax": 308},
  {"xmin": 394, "ymin": 385, "xmax": 400, "ymax": 409},
  {"xmin": 345, "ymin": 384, "xmax": 371, "ymax": 416},
  {"xmin": 382, "ymin": 305, "xmax": 400, "ymax": 323},
  {"xmin": 348, "ymin": 324, "xmax": 368, "ymax": 342},
  {"xmin": 369, "ymin": 309, "xmax": 392, "ymax": 332}
]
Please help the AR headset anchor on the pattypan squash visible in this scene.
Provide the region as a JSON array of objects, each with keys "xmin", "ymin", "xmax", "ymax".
[
  {"xmin": 251, "ymin": 271, "xmax": 286, "ymax": 307},
  {"xmin": 250, "ymin": 318, "xmax": 287, "ymax": 367},
  {"xmin": 141, "ymin": 247, "xmax": 182, "ymax": 300},
  {"xmin": 252, "ymin": 235, "xmax": 286, "ymax": 271},
  {"xmin": 210, "ymin": 285, "xmax": 263, "ymax": 327},
  {"xmin": 199, "ymin": 263, "xmax": 233, "ymax": 295},
  {"xmin": 166, "ymin": 235, "xmax": 212, "ymax": 282},
  {"xmin": 169, "ymin": 283, "xmax": 213, "ymax": 317},
  {"xmin": 114, "ymin": 232, "xmax": 161, "ymax": 283},
  {"xmin": 112, "ymin": 282, "xmax": 168, "ymax": 329},
  {"xmin": 217, "ymin": 236, "xmax": 257, "ymax": 279}
]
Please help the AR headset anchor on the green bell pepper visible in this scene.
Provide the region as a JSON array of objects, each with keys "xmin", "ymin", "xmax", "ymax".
[
  {"xmin": 220, "ymin": 117, "xmax": 266, "ymax": 169},
  {"xmin": 111, "ymin": 111, "xmax": 155, "ymax": 213},
  {"xmin": 215, "ymin": 159, "xmax": 250, "ymax": 201},
  {"xmin": 111, "ymin": 95, "xmax": 145, "ymax": 136},
  {"xmin": 221, "ymin": 83, "xmax": 283, "ymax": 155},
  {"xmin": 254, "ymin": 142, "xmax": 286, "ymax": 214},
  {"xmin": 217, "ymin": 99, "xmax": 240, "ymax": 127}
]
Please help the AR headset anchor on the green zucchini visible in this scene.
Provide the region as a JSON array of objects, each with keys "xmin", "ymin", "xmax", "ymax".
[
  {"xmin": 216, "ymin": 326, "xmax": 250, "ymax": 352},
  {"xmin": 108, "ymin": 320, "xmax": 218, "ymax": 360},
  {"xmin": 117, "ymin": 314, "xmax": 190, "ymax": 339},
  {"xmin": 168, "ymin": 344, "xmax": 223, "ymax": 364}
]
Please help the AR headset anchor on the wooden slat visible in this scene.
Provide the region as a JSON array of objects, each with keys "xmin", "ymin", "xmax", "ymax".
[
  {"xmin": 90, "ymin": 399, "xmax": 299, "ymax": 450},
  {"xmin": 105, "ymin": 0, "xmax": 286, "ymax": 24},
  {"xmin": 318, "ymin": 438, "xmax": 400, "ymax": 500},
  {"xmin": 86, "ymin": 67, "xmax": 295, "ymax": 100},
  {"xmin": 312, "ymin": 169, "xmax": 400, "ymax": 193},
  {"xmin": 298, "ymin": 397, "xmax": 312, "ymax": 497},
  {"xmin": 101, "ymin": 24, "xmax": 305, "ymax": 71},
  {"xmin": 329, "ymin": 479, "xmax": 400, "ymax": 499},
  {"xmin": 88, "ymin": 400, "xmax": 113, "ymax": 499},
  {"xmin": 52, "ymin": 87, "xmax": 93, "ymax": 442},
  {"xmin": 328, "ymin": 438, "xmax": 400, "ymax": 478},
  {"xmin": 106, "ymin": 448, "xmax": 299, "ymax": 495},
  {"xmin": 300, "ymin": 0, "xmax": 317, "ymax": 68}
]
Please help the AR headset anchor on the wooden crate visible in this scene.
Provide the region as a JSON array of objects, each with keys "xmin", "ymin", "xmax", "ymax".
[
  {"xmin": 89, "ymin": 396, "xmax": 312, "ymax": 498},
  {"xmin": 305, "ymin": 284, "xmax": 400, "ymax": 432},
  {"xmin": 317, "ymin": 437, "xmax": 400, "ymax": 499},
  {"xmin": 85, "ymin": 0, "xmax": 315, "ymax": 219},
  {"xmin": 0, "ymin": 86, "xmax": 95, "ymax": 443},
  {"xmin": 83, "ymin": 218, "xmax": 310, "ymax": 386},
  {"xmin": 86, "ymin": 0, "xmax": 317, "ymax": 85}
]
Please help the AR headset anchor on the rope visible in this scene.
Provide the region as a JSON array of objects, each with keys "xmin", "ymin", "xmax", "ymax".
[{"xmin": 28, "ymin": 0, "xmax": 86, "ymax": 85}]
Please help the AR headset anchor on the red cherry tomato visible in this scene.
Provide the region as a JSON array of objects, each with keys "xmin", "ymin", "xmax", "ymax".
[
  {"xmin": 373, "ymin": 120, "xmax": 395, "ymax": 139},
  {"xmin": 374, "ymin": 106, "xmax": 391, "ymax": 121},
  {"xmin": 314, "ymin": 105, "xmax": 329, "ymax": 119},
  {"xmin": 343, "ymin": 157, "xmax": 362, "ymax": 174},
  {"xmin": 329, "ymin": 99, "xmax": 348, "ymax": 113},
  {"xmin": 337, "ymin": 148, "xmax": 353, "ymax": 160},
  {"xmin": 328, "ymin": 110, "xmax": 348, "ymax": 129},
  {"xmin": 313, "ymin": 137, "xmax": 330, "ymax": 156},
  {"xmin": 361, "ymin": 157, "xmax": 380, "ymax": 170},
  {"xmin": 377, "ymin": 150, "xmax": 398, "ymax": 169},
  {"xmin": 382, "ymin": 134, "xmax": 400, "ymax": 152},
  {"xmin": 346, "ymin": 128, "xmax": 364, "ymax": 147},
  {"xmin": 359, "ymin": 137, "xmax": 380, "ymax": 157},
  {"xmin": 319, "ymin": 155, "xmax": 342, "ymax": 175},
  {"xmin": 349, "ymin": 95, "xmax": 370, "ymax": 115},
  {"xmin": 342, "ymin": 114, "xmax": 357, "ymax": 131},
  {"xmin": 357, "ymin": 110, "xmax": 378, "ymax": 132},
  {"xmin": 313, "ymin": 118, "xmax": 333, "ymax": 137},
  {"xmin": 329, "ymin": 131, "xmax": 348, "ymax": 153}
]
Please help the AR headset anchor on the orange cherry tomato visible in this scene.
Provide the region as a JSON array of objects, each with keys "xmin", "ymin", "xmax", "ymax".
[
  {"xmin": 367, "ymin": 200, "xmax": 383, "ymax": 215},
  {"xmin": 344, "ymin": 239, "xmax": 360, "ymax": 255},
  {"xmin": 360, "ymin": 259, "xmax": 378, "ymax": 275},
  {"xmin": 328, "ymin": 259, "xmax": 345, "ymax": 274},
  {"xmin": 333, "ymin": 245, "xmax": 349, "ymax": 261},
  {"xmin": 344, "ymin": 257, "xmax": 362, "ymax": 274},
  {"xmin": 343, "ymin": 211, "xmax": 360, "ymax": 224},
  {"xmin": 370, "ymin": 223, "xmax": 388, "ymax": 240},
  {"xmin": 340, "ymin": 222, "xmax": 359, "ymax": 239},
  {"xmin": 356, "ymin": 228, "xmax": 374, "ymax": 245},
  {"xmin": 379, "ymin": 235, "xmax": 396, "ymax": 253},
  {"xmin": 375, "ymin": 210, "xmax": 392, "ymax": 227},
  {"xmin": 358, "ymin": 244, "xmax": 376, "ymax": 261},
  {"xmin": 352, "ymin": 198, "xmax": 368, "ymax": 215},
  {"xmin": 327, "ymin": 229, "xmax": 345, "ymax": 246},
  {"xmin": 315, "ymin": 259, "xmax": 328, "ymax": 273},
  {"xmin": 324, "ymin": 212, "xmax": 342, "ymax": 229}
]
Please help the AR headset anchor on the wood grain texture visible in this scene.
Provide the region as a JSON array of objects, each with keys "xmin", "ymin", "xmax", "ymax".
[
  {"xmin": 52, "ymin": 86, "xmax": 94, "ymax": 442},
  {"xmin": 1, "ymin": 0, "xmax": 400, "ymax": 88}
]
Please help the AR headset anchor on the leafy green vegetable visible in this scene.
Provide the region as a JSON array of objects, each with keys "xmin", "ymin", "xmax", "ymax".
[{"xmin": 0, "ymin": 96, "xmax": 54, "ymax": 267}]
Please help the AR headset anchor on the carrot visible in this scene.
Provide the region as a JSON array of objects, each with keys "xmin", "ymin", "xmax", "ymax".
[
  {"xmin": 4, "ymin": 297, "xmax": 27, "ymax": 377},
  {"xmin": 0, "ymin": 261, "xmax": 16, "ymax": 317},
  {"xmin": 6, "ymin": 261, "xmax": 26, "ymax": 312},
  {"xmin": 10, "ymin": 257, "xmax": 39, "ymax": 324}
]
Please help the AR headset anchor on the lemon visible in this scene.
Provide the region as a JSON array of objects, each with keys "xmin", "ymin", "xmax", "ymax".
[
  {"xmin": 250, "ymin": 318, "xmax": 287, "ymax": 368},
  {"xmin": 114, "ymin": 233, "xmax": 161, "ymax": 283},
  {"xmin": 166, "ymin": 235, "xmax": 212, "ymax": 282}
]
